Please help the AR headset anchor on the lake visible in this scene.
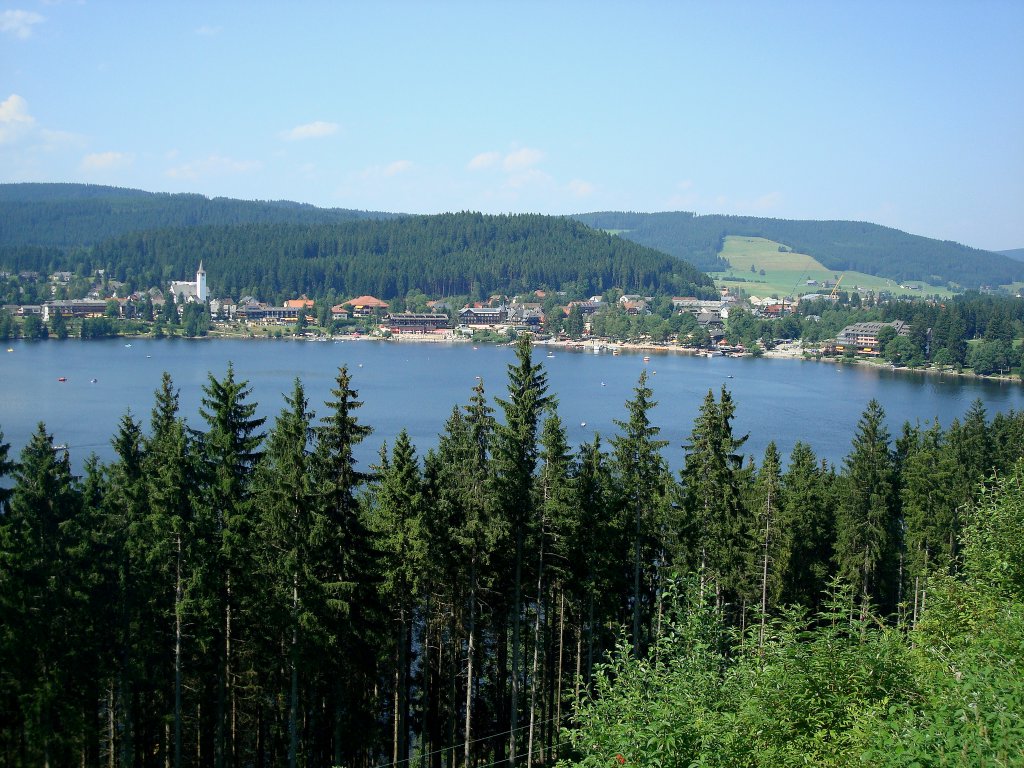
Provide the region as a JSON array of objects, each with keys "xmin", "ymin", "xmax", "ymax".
[{"xmin": 1, "ymin": 337, "xmax": 1022, "ymax": 474}]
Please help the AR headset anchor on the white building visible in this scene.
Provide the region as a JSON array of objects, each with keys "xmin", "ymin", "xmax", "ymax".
[{"xmin": 169, "ymin": 262, "xmax": 208, "ymax": 304}]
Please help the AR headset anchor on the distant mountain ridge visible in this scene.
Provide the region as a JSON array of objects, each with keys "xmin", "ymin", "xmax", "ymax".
[
  {"xmin": 571, "ymin": 211, "xmax": 1023, "ymax": 290},
  {"xmin": 2, "ymin": 184, "xmax": 1020, "ymax": 292},
  {"xmin": 0, "ymin": 183, "xmax": 400, "ymax": 249},
  {"xmin": 0, "ymin": 187, "xmax": 714, "ymax": 302},
  {"xmin": 999, "ymin": 248, "xmax": 1024, "ymax": 263}
]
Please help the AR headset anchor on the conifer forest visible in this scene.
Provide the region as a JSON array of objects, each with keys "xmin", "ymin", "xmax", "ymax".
[{"xmin": 1, "ymin": 338, "xmax": 1022, "ymax": 767}]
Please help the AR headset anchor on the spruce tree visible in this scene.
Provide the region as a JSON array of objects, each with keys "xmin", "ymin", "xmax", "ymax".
[
  {"xmin": 311, "ymin": 365, "xmax": 378, "ymax": 767},
  {"xmin": 680, "ymin": 387, "xmax": 749, "ymax": 620},
  {"xmin": 835, "ymin": 400, "xmax": 899, "ymax": 619},
  {"xmin": 492, "ymin": 335, "xmax": 551, "ymax": 766},
  {"xmin": 195, "ymin": 363, "xmax": 265, "ymax": 768},
  {"xmin": 372, "ymin": 430, "xmax": 424, "ymax": 767},
  {"xmin": 901, "ymin": 420, "xmax": 957, "ymax": 624},
  {"xmin": 143, "ymin": 373, "xmax": 194, "ymax": 768},
  {"xmin": 2, "ymin": 425, "xmax": 83, "ymax": 766},
  {"xmin": 751, "ymin": 441, "xmax": 785, "ymax": 644},
  {"xmin": 780, "ymin": 442, "xmax": 834, "ymax": 611},
  {"xmin": 254, "ymin": 378, "xmax": 316, "ymax": 768},
  {"xmin": 610, "ymin": 370, "xmax": 669, "ymax": 655}
]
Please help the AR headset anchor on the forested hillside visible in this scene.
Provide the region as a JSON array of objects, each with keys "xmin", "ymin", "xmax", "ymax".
[
  {"xmin": 572, "ymin": 211, "xmax": 1024, "ymax": 288},
  {"xmin": 1, "ymin": 340, "xmax": 1021, "ymax": 767},
  {"xmin": 0, "ymin": 183, "xmax": 398, "ymax": 249},
  {"xmin": 1, "ymin": 213, "xmax": 716, "ymax": 302}
]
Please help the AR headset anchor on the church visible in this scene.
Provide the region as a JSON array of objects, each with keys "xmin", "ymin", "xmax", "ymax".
[{"xmin": 168, "ymin": 262, "xmax": 208, "ymax": 303}]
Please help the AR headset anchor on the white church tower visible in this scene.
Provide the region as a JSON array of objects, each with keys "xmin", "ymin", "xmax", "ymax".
[{"xmin": 196, "ymin": 261, "xmax": 208, "ymax": 302}]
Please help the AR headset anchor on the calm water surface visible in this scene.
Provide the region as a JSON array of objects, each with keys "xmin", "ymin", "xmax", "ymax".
[{"xmin": 2, "ymin": 338, "xmax": 1022, "ymax": 473}]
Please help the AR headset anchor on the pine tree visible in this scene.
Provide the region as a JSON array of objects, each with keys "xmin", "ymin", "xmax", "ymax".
[
  {"xmin": 900, "ymin": 420, "xmax": 957, "ymax": 625},
  {"xmin": 680, "ymin": 387, "xmax": 750, "ymax": 620},
  {"xmin": 253, "ymin": 378, "xmax": 316, "ymax": 768},
  {"xmin": 835, "ymin": 400, "xmax": 899, "ymax": 619},
  {"xmin": 2, "ymin": 424, "xmax": 83, "ymax": 766},
  {"xmin": 372, "ymin": 430, "xmax": 424, "ymax": 767},
  {"xmin": 430, "ymin": 379, "xmax": 497, "ymax": 768},
  {"xmin": 492, "ymin": 335, "xmax": 551, "ymax": 766},
  {"xmin": 751, "ymin": 441, "xmax": 785, "ymax": 645},
  {"xmin": 311, "ymin": 365, "xmax": 378, "ymax": 767},
  {"xmin": 143, "ymin": 373, "xmax": 194, "ymax": 768},
  {"xmin": 610, "ymin": 370, "xmax": 669, "ymax": 655},
  {"xmin": 0, "ymin": 428, "xmax": 13, "ymax": 512},
  {"xmin": 569, "ymin": 435, "xmax": 618, "ymax": 684},
  {"xmin": 780, "ymin": 442, "xmax": 834, "ymax": 612},
  {"xmin": 195, "ymin": 363, "xmax": 265, "ymax": 768}
]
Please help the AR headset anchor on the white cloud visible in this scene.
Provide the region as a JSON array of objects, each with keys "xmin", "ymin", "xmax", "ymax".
[
  {"xmin": 503, "ymin": 147, "xmax": 544, "ymax": 171},
  {"xmin": 751, "ymin": 191, "xmax": 782, "ymax": 211},
  {"xmin": 384, "ymin": 160, "xmax": 412, "ymax": 177},
  {"xmin": 166, "ymin": 154, "xmax": 260, "ymax": 181},
  {"xmin": 567, "ymin": 179, "xmax": 594, "ymax": 198},
  {"xmin": 81, "ymin": 151, "xmax": 132, "ymax": 171},
  {"xmin": 468, "ymin": 151, "xmax": 500, "ymax": 170},
  {"xmin": 0, "ymin": 94, "xmax": 36, "ymax": 143},
  {"xmin": 281, "ymin": 120, "xmax": 339, "ymax": 141},
  {"xmin": 195, "ymin": 25, "xmax": 221, "ymax": 36},
  {"xmin": 1, "ymin": 9, "xmax": 44, "ymax": 39}
]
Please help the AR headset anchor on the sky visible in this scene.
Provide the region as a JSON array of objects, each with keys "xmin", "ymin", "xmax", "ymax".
[{"xmin": 1, "ymin": 1, "xmax": 1023, "ymax": 252}]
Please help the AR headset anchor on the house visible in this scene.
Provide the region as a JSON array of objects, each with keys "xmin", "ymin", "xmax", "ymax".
[
  {"xmin": 832, "ymin": 320, "xmax": 909, "ymax": 355},
  {"xmin": 458, "ymin": 306, "xmax": 508, "ymax": 326},
  {"xmin": 41, "ymin": 299, "xmax": 107, "ymax": 321},
  {"xmin": 507, "ymin": 306, "xmax": 543, "ymax": 326},
  {"xmin": 284, "ymin": 295, "xmax": 315, "ymax": 310},
  {"xmin": 386, "ymin": 313, "xmax": 451, "ymax": 333},
  {"xmin": 342, "ymin": 295, "xmax": 390, "ymax": 317}
]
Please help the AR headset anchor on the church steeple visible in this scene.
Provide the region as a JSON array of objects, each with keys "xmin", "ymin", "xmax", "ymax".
[{"xmin": 196, "ymin": 261, "xmax": 208, "ymax": 302}]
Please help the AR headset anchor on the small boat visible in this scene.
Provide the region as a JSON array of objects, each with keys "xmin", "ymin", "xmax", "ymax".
[
  {"xmin": 726, "ymin": 374, "xmax": 734, "ymax": 379},
  {"xmin": 6, "ymin": 348, "xmax": 12, "ymax": 353},
  {"xmin": 124, "ymin": 343, "xmax": 132, "ymax": 348},
  {"xmin": 580, "ymin": 421, "xmax": 586, "ymax": 427},
  {"xmin": 547, "ymin": 351, "xmax": 554, "ymax": 358},
  {"xmin": 643, "ymin": 356, "xmax": 650, "ymax": 362},
  {"xmin": 90, "ymin": 378, "xmax": 98, "ymax": 383},
  {"xmin": 601, "ymin": 382, "xmax": 606, "ymax": 386},
  {"xmin": 57, "ymin": 377, "xmax": 67, "ymax": 382}
]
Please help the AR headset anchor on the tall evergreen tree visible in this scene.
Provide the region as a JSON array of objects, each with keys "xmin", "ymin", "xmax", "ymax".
[
  {"xmin": 143, "ymin": 373, "xmax": 194, "ymax": 768},
  {"xmin": 751, "ymin": 441, "xmax": 785, "ymax": 645},
  {"xmin": 609, "ymin": 370, "xmax": 669, "ymax": 656},
  {"xmin": 835, "ymin": 400, "xmax": 899, "ymax": 618},
  {"xmin": 680, "ymin": 387, "xmax": 750, "ymax": 619},
  {"xmin": 1, "ymin": 425, "xmax": 83, "ymax": 766},
  {"xmin": 900, "ymin": 420, "xmax": 957, "ymax": 625},
  {"xmin": 311, "ymin": 365, "xmax": 378, "ymax": 767},
  {"xmin": 254, "ymin": 379, "xmax": 317, "ymax": 768},
  {"xmin": 372, "ymin": 430, "xmax": 424, "ymax": 766},
  {"xmin": 195, "ymin": 363, "xmax": 265, "ymax": 768},
  {"xmin": 780, "ymin": 442, "xmax": 834, "ymax": 612},
  {"xmin": 492, "ymin": 335, "xmax": 551, "ymax": 766}
]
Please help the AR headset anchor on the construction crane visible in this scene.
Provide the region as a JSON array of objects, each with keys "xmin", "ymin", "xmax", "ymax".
[{"xmin": 828, "ymin": 274, "xmax": 845, "ymax": 300}]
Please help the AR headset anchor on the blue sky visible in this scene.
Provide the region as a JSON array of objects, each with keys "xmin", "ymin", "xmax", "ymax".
[{"xmin": 2, "ymin": 1, "xmax": 1022, "ymax": 251}]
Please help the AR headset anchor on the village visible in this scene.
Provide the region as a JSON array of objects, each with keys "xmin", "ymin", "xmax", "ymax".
[{"xmin": 1, "ymin": 262, "xmax": 921, "ymax": 364}]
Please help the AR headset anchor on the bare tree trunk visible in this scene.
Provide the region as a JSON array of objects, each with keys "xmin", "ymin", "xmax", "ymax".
[
  {"xmin": 554, "ymin": 590, "xmax": 565, "ymax": 763},
  {"xmin": 173, "ymin": 532, "xmax": 183, "ymax": 768},
  {"xmin": 760, "ymin": 487, "xmax": 772, "ymax": 648},
  {"xmin": 289, "ymin": 575, "xmax": 299, "ymax": 768},
  {"xmin": 463, "ymin": 559, "xmax": 476, "ymax": 768},
  {"xmin": 526, "ymin": 537, "xmax": 544, "ymax": 766},
  {"xmin": 509, "ymin": 527, "xmax": 523, "ymax": 768}
]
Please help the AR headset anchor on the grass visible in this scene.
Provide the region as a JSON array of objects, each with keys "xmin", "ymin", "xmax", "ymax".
[{"xmin": 710, "ymin": 236, "xmax": 955, "ymax": 299}]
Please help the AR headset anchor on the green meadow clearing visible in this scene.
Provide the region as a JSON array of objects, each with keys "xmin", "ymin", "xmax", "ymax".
[{"xmin": 710, "ymin": 236, "xmax": 954, "ymax": 299}]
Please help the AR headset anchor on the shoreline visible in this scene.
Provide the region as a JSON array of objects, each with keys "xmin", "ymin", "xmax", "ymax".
[{"xmin": 6, "ymin": 329, "xmax": 1020, "ymax": 384}]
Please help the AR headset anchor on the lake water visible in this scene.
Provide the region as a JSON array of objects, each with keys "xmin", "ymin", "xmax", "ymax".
[{"xmin": 1, "ymin": 338, "xmax": 1022, "ymax": 474}]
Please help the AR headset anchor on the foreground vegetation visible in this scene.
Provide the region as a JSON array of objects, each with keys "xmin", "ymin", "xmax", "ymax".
[{"xmin": 1, "ymin": 338, "xmax": 1022, "ymax": 767}]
